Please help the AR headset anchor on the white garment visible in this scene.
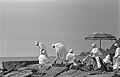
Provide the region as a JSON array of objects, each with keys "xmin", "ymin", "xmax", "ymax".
[
  {"xmin": 38, "ymin": 54, "xmax": 47, "ymax": 65},
  {"xmin": 114, "ymin": 47, "xmax": 120, "ymax": 58},
  {"xmin": 95, "ymin": 56, "xmax": 101, "ymax": 68},
  {"xmin": 90, "ymin": 47, "xmax": 102, "ymax": 57},
  {"xmin": 39, "ymin": 43, "xmax": 46, "ymax": 50},
  {"xmin": 90, "ymin": 47, "xmax": 102, "ymax": 68},
  {"xmin": 40, "ymin": 49, "xmax": 48, "ymax": 58},
  {"xmin": 82, "ymin": 54, "xmax": 101, "ymax": 68},
  {"xmin": 103, "ymin": 54, "xmax": 112, "ymax": 64},
  {"xmin": 39, "ymin": 43, "xmax": 48, "ymax": 58},
  {"xmin": 113, "ymin": 56, "xmax": 120, "ymax": 70},
  {"xmin": 66, "ymin": 52, "xmax": 76, "ymax": 63},
  {"xmin": 53, "ymin": 43, "xmax": 67, "ymax": 60},
  {"xmin": 113, "ymin": 47, "xmax": 120, "ymax": 70}
]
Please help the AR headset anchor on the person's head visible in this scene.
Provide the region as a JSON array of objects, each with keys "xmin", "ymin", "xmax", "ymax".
[
  {"xmin": 35, "ymin": 41, "xmax": 39, "ymax": 46},
  {"xmin": 40, "ymin": 49, "xmax": 45, "ymax": 54},
  {"xmin": 114, "ymin": 43, "xmax": 119, "ymax": 47},
  {"xmin": 92, "ymin": 43, "xmax": 96, "ymax": 48},
  {"xmin": 69, "ymin": 49, "xmax": 74, "ymax": 53},
  {"xmin": 52, "ymin": 43, "xmax": 55, "ymax": 48}
]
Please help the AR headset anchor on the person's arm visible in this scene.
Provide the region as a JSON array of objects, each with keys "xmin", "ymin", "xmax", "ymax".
[
  {"xmin": 89, "ymin": 52, "xmax": 93, "ymax": 57},
  {"xmin": 65, "ymin": 54, "xmax": 69, "ymax": 63},
  {"xmin": 89, "ymin": 49, "xmax": 94, "ymax": 57},
  {"xmin": 82, "ymin": 54, "xmax": 90, "ymax": 62}
]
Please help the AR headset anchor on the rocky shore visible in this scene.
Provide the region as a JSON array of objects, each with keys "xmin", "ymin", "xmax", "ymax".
[{"xmin": 0, "ymin": 60, "xmax": 119, "ymax": 77}]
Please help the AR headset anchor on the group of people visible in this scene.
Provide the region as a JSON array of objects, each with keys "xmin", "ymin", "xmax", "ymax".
[
  {"xmin": 83, "ymin": 42, "xmax": 120, "ymax": 72},
  {"xmin": 35, "ymin": 41, "xmax": 120, "ymax": 72},
  {"xmin": 35, "ymin": 41, "xmax": 76, "ymax": 68}
]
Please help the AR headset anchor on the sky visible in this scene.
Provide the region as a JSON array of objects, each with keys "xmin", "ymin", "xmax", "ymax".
[{"xmin": 0, "ymin": 0, "xmax": 120, "ymax": 57}]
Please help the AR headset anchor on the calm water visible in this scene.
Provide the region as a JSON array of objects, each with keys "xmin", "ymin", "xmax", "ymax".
[{"xmin": 0, "ymin": 56, "xmax": 85, "ymax": 69}]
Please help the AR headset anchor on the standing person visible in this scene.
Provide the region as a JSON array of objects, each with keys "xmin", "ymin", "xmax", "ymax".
[
  {"xmin": 89, "ymin": 43, "xmax": 102, "ymax": 69},
  {"xmin": 52, "ymin": 42, "xmax": 68, "ymax": 64},
  {"xmin": 113, "ymin": 43, "xmax": 120, "ymax": 71}
]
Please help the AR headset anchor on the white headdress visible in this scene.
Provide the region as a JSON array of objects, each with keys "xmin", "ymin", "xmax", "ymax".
[
  {"xmin": 69, "ymin": 49, "xmax": 74, "ymax": 53},
  {"xmin": 92, "ymin": 43, "xmax": 96, "ymax": 47}
]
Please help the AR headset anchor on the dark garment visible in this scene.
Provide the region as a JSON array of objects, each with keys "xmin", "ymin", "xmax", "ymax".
[
  {"xmin": 109, "ymin": 54, "xmax": 114, "ymax": 64},
  {"xmin": 91, "ymin": 57, "xmax": 108, "ymax": 72},
  {"xmin": 99, "ymin": 57, "xmax": 108, "ymax": 72}
]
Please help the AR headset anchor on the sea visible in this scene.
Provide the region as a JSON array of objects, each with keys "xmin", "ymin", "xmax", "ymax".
[{"xmin": 0, "ymin": 56, "xmax": 85, "ymax": 69}]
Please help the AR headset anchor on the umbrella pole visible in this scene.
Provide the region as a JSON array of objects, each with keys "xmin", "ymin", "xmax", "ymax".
[{"xmin": 100, "ymin": 39, "xmax": 101, "ymax": 51}]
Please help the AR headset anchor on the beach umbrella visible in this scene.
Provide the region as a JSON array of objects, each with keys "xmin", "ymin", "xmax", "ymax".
[{"xmin": 85, "ymin": 32, "xmax": 117, "ymax": 49}]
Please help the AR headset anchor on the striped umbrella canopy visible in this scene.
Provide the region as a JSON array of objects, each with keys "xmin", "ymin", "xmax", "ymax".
[{"xmin": 85, "ymin": 32, "xmax": 117, "ymax": 49}]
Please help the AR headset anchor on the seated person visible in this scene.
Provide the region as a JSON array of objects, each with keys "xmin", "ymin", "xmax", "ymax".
[
  {"xmin": 66, "ymin": 49, "xmax": 77, "ymax": 69},
  {"xmin": 38, "ymin": 50, "xmax": 52, "ymax": 68},
  {"xmin": 82, "ymin": 43, "xmax": 102, "ymax": 70},
  {"xmin": 103, "ymin": 54, "xmax": 112, "ymax": 65}
]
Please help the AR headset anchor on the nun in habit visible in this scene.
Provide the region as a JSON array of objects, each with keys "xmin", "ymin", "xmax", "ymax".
[
  {"xmin": 103, "ymin": 54, "xmax": 112, "ymax": 65},
  {"xmin": 52, "ymin": 42, "xmax": 68, "ymax": 64},
  {"xmin": 113, "ymin": 43, "xmax": 120, "ymax": 71},
  {"xmin": 66, "ymin": 49, "xmax": 76, "ymax": 64},
  {"xmin": 82, "ymin": 43, "xmax": 102, "ymax": 69},
  {"xmin": 35, "ymin": 41, "xmax": 52, "ymax": 68},
  {"xmin": 66, "ymin": 49, "xmax": 77, "ymax": 69}
]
